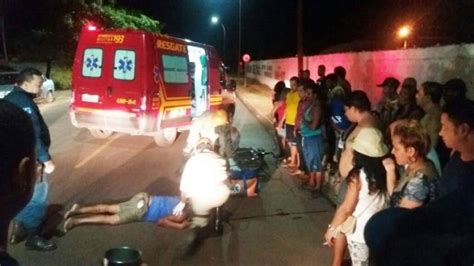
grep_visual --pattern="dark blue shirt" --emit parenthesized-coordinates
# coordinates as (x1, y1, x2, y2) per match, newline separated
(437, 152, 474, 199)
(329, 98, 350, 131)
(5, 87, 51, 162)
(143, 196, 180, 222)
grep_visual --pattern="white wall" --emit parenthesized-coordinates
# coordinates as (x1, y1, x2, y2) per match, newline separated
(246, 44, 474, 103)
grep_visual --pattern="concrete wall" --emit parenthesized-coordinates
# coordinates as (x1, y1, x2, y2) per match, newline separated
(246, 44, 474, 103)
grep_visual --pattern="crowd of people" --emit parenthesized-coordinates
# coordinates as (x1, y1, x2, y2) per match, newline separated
(1, 65, 473, 265)
(271, 65, 474, 265)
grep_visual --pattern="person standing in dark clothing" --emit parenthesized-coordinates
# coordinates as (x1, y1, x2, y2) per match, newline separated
(0, 100, 37, 265)
(394, 78, 425, 121)
(5, 68, 57, 251)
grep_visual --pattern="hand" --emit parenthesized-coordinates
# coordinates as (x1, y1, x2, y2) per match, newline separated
(382, 158, 396, 173)
(43, 160, 55, 174)
(324, 228, 336, 247)
(172, 201, 186, 216)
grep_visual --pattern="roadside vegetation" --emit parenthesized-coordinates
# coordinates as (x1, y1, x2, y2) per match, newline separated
(2, 0, 162, 90)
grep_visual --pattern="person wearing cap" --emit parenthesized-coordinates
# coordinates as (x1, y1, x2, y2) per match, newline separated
(174, 137, 230, 255)
(394, 77, 425, 121)
(329, 90, 381, 266)
(183, 109, 236, 159)
(376, 77, 401, 129)
(324, 127, 389, 266)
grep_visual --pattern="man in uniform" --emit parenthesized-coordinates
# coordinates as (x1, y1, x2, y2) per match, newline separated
(5, 68, 56, 251)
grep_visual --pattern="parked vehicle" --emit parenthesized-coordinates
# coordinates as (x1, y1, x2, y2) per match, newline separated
(70, 25, 235, 146)
(0, 65, 17, 99)
(0, 65, 55, 102)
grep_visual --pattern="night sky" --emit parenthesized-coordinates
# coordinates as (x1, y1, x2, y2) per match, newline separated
(4, 0, 474, 67)
(117, 0, 473, 60)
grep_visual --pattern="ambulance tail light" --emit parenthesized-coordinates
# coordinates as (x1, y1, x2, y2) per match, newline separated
(140, 96, 147, 111)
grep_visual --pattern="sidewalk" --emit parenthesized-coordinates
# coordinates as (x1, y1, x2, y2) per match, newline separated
(235, 78, 339, 206)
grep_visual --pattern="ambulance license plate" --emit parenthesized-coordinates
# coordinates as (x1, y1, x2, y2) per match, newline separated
(82, 94, 99, 103)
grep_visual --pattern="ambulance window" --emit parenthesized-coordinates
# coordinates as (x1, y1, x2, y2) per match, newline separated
(82, 48, 103, 78)
(162, 55, 188, 84)
(114, 50, 136, 80)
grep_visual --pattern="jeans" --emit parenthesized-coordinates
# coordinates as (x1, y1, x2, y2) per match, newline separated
(15, 174, 49, 231)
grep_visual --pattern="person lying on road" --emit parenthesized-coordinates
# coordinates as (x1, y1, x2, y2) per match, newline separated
(63, 193, 189, 232)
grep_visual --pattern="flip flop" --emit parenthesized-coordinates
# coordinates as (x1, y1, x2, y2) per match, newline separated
(63, 218, 73, 233)
(64, 203, 79, 219)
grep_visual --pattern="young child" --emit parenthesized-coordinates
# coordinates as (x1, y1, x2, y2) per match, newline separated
(63, 193, 189, 232)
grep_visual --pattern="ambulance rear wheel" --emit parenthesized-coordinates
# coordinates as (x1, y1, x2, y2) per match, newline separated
(154, 128, 177, 147)
(89, 129, 113, 139)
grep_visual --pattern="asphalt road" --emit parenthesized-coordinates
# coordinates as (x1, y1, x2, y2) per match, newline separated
(9, 93, 334, 265)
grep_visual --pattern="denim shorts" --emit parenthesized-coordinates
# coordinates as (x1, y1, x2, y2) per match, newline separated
(302, 134, 323, 172)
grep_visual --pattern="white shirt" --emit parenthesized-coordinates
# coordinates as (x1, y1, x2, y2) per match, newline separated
(179, 150, 229, 197)
(346, 169, 387, 243)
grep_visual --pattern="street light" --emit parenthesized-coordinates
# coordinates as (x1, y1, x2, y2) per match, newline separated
(398, 25, 411, 49)
(211, 16, 226, 63)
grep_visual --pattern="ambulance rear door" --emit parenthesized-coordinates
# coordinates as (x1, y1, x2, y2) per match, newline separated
(109, 33, 143, 113)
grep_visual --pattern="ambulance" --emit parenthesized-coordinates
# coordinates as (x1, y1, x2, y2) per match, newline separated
(70, 25, 235, 146)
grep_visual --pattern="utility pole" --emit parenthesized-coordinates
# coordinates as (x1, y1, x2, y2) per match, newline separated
(0, 15, 8, 62)
(238, 0, 242, 77)
(297, 0, 303, 72)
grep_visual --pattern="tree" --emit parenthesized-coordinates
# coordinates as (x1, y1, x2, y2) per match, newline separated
(7, 0, 161, 62)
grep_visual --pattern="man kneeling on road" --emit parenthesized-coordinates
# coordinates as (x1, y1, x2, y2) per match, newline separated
(174, 137, 231, 254)
(62, 193, 190, 232)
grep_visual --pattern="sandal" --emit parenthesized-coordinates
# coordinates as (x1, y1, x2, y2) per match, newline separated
(64, 203, 80, 219)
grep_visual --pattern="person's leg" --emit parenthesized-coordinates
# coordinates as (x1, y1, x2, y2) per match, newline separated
(302, 136, 316, 186)
(64, 214, 121, 232)
(314, 135, 324, 190)
(14, 175, 56, 251)
(331, 234, 347, 266)
(69, 204, 119, 216)
(347, 240, 369, 266)
(285, 124, 298, 168)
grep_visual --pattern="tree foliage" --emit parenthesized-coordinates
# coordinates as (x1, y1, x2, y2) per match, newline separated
(6, 0, 161, 62)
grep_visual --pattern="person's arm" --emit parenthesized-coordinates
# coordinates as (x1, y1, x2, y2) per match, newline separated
(339, 147, 354, 179)
(383, 158, 397, 195)
(324, 176, 360, 247)
(305, 102, 321, 130)
(158, 214, 190, 230)
(399, 175, 429, 209)
(271, 101, 284, 117)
